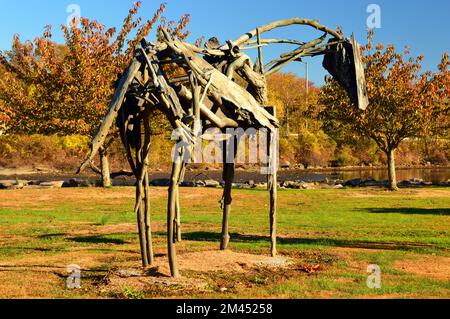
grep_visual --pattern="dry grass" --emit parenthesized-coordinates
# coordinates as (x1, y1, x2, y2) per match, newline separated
(394, 256, 450, 281)
(0, 187, 448, 299)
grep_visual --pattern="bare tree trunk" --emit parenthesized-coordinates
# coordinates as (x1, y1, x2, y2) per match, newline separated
(99, 147, 112, 188)
(387, 149, 399, 191)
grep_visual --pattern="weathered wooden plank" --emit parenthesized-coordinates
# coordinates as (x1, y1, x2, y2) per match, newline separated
(78, 58, 140, 174)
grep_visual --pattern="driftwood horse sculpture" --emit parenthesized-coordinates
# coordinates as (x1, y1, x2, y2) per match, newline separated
(79, 18, 369, 278)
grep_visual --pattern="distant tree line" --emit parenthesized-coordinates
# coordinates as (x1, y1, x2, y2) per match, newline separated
(0, 4, 448, 191)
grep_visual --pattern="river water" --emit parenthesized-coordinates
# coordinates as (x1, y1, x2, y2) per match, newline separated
(140, 167, 450, 184)
(250, 167, 450, 183)
(1, 167, 449, 184)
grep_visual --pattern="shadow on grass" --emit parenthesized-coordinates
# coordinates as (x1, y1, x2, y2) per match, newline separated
(37, 233, 134, 245)
(70, 235, 129, 245)
(38, 233, 129, 245)
(366, 208, 450, 216)
(182, 232, 444, 252)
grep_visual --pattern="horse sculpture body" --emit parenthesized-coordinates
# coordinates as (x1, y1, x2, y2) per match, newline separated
(79, 18, 369, 278)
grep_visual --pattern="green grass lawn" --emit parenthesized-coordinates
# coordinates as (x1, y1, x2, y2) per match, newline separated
(0, 187, 448, 299)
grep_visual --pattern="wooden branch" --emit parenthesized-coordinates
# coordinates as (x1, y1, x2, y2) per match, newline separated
(177, 84, 239, 128)
(134, 110, 152, 214)
(200, 71, 214, 105)
(230, 18, 343, 48)
(118, 103, 138, 176)
(143, 167, 153, 264)
(168, 75, 190, 84)
(226, 54, 253, 79)
(265, 33, 327, 77)
(143, 47, 186, 120)
(244, 39, 306, 47)
(241, 44, 269, 51)
(240, 64, 268, 105)
(278, 39, 340, 59)
(155, 41, 226, 58)
(78, 58, 140, 174)
(256, 28, 265, 74)
(167, 147, 184, 278)
(140, 48, 159, 88)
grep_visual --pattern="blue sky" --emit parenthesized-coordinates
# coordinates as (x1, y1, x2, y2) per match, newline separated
(0, 0, 448, 85)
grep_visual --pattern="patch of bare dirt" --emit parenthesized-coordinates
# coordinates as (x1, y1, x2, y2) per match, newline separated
(0, 251, 131, 270)
(0, 234, 30, 245)
(0, 269, 65, 298)
(400, 189, 450, 198)
(97, 250, 295, 298)
(182, 250, 292, 272)
(394, 255, 450, 281)
(345, 189, 450, 199)
(137, 250, 293, 276)
(0, 250, 137, 298)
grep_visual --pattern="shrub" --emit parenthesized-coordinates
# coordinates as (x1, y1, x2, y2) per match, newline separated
(59, 135, 90, 153)
(279, 137, 300, 165)
(297, 128, 336, 167)
(331, 146, 359, 167)
(0, 134, 90, 170)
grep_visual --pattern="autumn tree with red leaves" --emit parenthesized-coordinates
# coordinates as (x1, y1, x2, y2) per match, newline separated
(0, 1, 190, 186)
(319, 32, 449, 190)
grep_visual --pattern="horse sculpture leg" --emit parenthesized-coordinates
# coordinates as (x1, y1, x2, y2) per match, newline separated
(143, 168, 154, 265)
(136, 186, 149, 267)
(268, 128, 278, 257)
(174, 165, 186, 243)
(174, 187, 181, 243)
(220, 135, 237, 251)
(168, 148, 185, 278)
(134, 112, 154, 267)
(220, 163, 234, 250)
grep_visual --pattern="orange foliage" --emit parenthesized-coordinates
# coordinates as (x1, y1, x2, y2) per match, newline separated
(267, 72, 319, 132)
(0, 1, 189, 136)
(319, 32, 449, 154)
